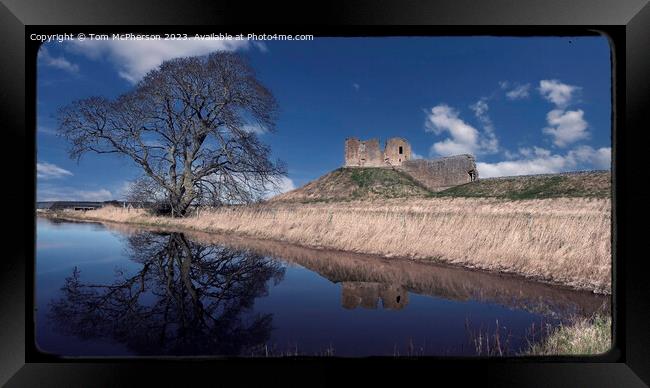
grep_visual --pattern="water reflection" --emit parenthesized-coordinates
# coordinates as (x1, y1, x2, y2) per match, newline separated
(169, 228, 610, 319)
(341, 283, 409, 310)
(41, 219, 611, 356)
(47, 232, 285, 356)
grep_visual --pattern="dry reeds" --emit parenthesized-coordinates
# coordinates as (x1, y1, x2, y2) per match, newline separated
(525, 314, 612, 355)
(49, 196, 612, 293)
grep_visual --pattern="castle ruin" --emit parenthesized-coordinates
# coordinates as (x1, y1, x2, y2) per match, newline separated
(344, 137, 478, 191)
(345, 137, 412, 167)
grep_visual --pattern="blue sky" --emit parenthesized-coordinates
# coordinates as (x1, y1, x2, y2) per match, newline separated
(37, 36, 611, 201)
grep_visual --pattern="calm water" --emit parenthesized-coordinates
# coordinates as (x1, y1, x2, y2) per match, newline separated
(35, 217, 609, 357)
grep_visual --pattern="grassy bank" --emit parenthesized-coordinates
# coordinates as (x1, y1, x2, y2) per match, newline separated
(525, 315, 612, 355)
(43, 196, 611, 294)
(437, 171, 610, 200)
(270, 169, 611, 203)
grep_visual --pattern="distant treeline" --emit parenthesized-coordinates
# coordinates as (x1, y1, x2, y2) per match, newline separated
(36, 200, 152, 210)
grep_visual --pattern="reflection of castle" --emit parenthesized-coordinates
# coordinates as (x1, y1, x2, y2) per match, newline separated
(160, 229, 610, 319)
(341, 282, 409, 310)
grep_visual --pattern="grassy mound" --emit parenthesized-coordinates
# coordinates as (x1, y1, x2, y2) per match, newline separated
(271, 167, 433, 203)
(271, 168, 611, 203)
(437, 171, 611, 200)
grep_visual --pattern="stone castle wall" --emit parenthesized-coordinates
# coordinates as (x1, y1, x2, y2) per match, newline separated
(344, 137, 478, 191)
(344, 137, 360, 166)
(344, 137, 412, 167)
(398, 154, 478, 191)
(384, 137, 411, 166)
(344, 138, 384, 167)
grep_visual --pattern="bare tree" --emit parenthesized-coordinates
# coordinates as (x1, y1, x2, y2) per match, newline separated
(48, 232, 285, 355)
(123, 175, 169, 213)
(58, 52, 286, 216)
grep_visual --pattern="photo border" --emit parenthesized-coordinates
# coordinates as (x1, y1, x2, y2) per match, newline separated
(3, 1, 649, 386)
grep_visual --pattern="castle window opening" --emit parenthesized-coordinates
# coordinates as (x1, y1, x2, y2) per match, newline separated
(399, 146, 403, 154)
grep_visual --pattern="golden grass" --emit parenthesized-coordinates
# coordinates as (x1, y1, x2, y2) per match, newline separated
(50, 196, 611, 293)
(73, 220, 608, 318)
(525, 315, 612, 355)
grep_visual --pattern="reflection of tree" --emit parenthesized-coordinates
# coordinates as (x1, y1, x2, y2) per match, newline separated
(48, 232, 285, 356)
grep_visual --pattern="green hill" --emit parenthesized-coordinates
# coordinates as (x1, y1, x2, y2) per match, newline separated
(270, 167, 433, 202)
(270, 168, 611, 203)
(437, 171, 611, 200)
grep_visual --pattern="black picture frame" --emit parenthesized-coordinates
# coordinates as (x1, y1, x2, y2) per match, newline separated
(3, 0, 649, 386)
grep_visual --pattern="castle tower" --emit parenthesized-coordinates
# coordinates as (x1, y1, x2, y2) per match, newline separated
(344, 137, 383, 167)
(384, 137, 412, 166)
(344, 137, 361, 167)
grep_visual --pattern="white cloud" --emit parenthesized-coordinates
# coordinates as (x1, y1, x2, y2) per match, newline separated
(252, 41, 268, 53)
(543, 108, 589, 147)
(505, 83, 530, 100)
(264, 176, 296, 199)
(568, 145, 611, 169)
(537, 79, 589, 148)
(426, 104, 481, 156)
(422, 79, 604, 178)
(275, 176, 296, 193)
(37, 186, 114, 201)
(67, 38, 253, 84)
(429, 139, 474, 156)
(539, 79, 579, 108)
(504, 147, 542, 160)
(425, 102, 499, 157)
(477, 146, 610, 178)
(241, 124, 268, 135)
(499, 81, 531, 100)
(503, 150, 518, 160)
(470, 99, 489, 117)
(352, 83, 360, 91)
(37, 162, 73, 179)
(115, 180, 135, 200)
(469, 99, 499, 154)
(38, 47, 79, 73)
(74, 189, 113, 201)
(478, 156, 568, 178)
(37, 126, 57, 135)
(411, 151, 424, 160)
